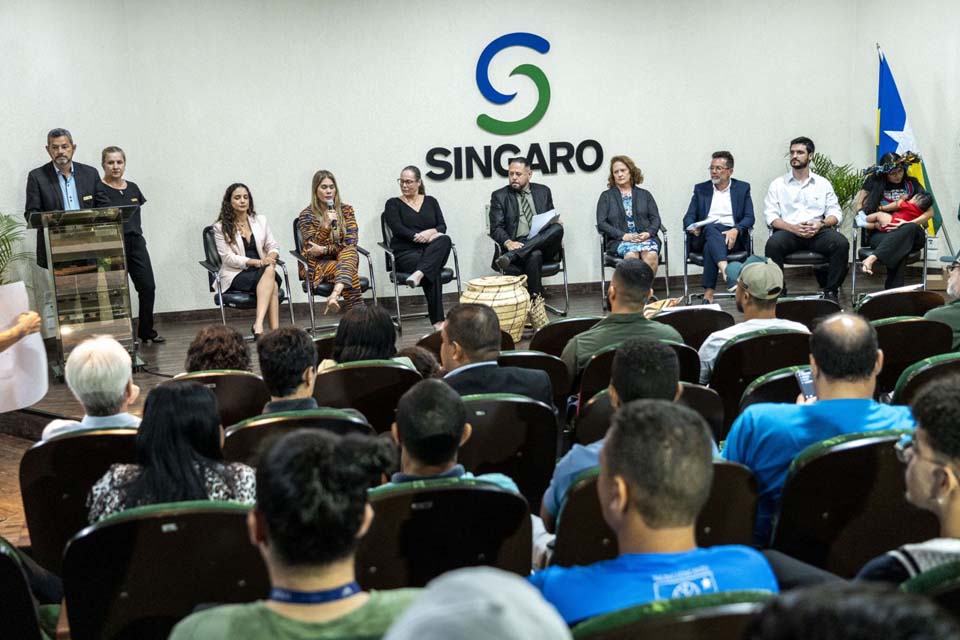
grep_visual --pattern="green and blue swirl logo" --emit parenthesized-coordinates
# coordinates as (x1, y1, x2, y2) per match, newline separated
(476, 33, 551, 136)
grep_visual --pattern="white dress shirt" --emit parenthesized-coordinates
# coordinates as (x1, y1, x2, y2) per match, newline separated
(763, 171, 842, 227)
(706, 182, 735, 227)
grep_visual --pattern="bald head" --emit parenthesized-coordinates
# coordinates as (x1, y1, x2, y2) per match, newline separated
(810, 313, 879, 381)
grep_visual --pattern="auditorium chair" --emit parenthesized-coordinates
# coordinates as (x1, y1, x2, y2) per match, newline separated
(739, 365, 809, 414)
(223, 409, 375, 466)
(290, 217, 376, 334)
(459, 393, 558, 512)
(578, 341, 700, 406)
(199, 225, 295, 327)
(0, 536, 58, 640)
(63, 501, 269, 640)
(313, 330, 336, 362)
(851, 229, 928, 302)
(677, 382, 725, 443)
(313, 359, 421, 433)
(775, 296, 841, 330)
(357, 479, 531, 590)
(379, 212, 462, 335)
(570, 591, 771, 640)
(651, 307, 735, 350)
(415, 327, 514, 359)
(871, 317, 953, 394)
(173, 370, 270, 428)
(19, 427, 137, 574)
(598, 225, 670, 310)
(497, 349, 571, 409)
(892, 353, 960, 406)
(770, 429, 939, 578)
(682, 227, 752, 304)
(528, 316, 602, 357)
(856, 288, 943, 321)
(901, 561, 960, 621)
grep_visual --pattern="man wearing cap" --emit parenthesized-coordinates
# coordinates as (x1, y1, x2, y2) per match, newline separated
(697, 258, 808, 384)
(924, 255, 960, 351)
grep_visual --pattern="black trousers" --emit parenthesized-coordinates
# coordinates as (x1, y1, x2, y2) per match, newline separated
(123, 233, 157, 340)
(868, 224, 926, 289)
(764, 228, 849, 294)
(394, 234, 452, 324)
(504, 223, 564, 296)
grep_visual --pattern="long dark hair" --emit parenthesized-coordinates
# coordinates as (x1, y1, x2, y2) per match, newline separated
(863, 152, 915, 214)
(122, 381, 229, 508)
(331, 304, 397, 363)
(217, 183, 257, 244)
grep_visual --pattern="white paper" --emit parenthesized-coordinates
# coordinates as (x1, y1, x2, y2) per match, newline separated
(527, 209, 560, 239)
(685, 219, 712, 232)
(656, 303, 722, 315)
(0, 281, 49, 412)
(860, 283, 923, 300)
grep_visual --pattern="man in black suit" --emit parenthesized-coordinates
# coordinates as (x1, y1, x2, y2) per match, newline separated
(488, 157, 563, 330)
(441, 303, 553, 408)
(25, 128, 109, 268)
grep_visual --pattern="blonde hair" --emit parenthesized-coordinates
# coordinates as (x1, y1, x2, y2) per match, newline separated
(310, 170, 346, 244)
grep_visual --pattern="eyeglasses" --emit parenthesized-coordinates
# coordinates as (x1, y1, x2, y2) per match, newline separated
(709, 166, 730, 172)
(397, 179, 419, 186)
(895, 433, 951, 469)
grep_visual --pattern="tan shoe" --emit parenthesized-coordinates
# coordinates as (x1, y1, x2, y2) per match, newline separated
(528, 294, 549, 331)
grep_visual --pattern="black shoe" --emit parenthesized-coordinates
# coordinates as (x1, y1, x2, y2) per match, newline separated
(495, 254, 512, 271)
(141, 333, 166, 344)
(251, 324, 262, 341)
(823, 291, 840, 304)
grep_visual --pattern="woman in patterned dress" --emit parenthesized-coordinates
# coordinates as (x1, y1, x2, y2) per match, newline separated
(596, 155, 662, 275)
(297, 170, 363, 314)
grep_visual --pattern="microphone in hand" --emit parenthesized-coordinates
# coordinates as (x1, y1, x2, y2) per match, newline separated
(326, 200, 337, 228)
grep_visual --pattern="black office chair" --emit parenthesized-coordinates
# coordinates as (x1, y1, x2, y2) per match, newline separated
(599, 225, 669, 310)
(851, 227, 928, 302)
(683, 228, 752, 303)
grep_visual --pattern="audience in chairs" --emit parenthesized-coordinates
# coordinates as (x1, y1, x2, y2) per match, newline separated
(396, 346, 441, 378)
(184, 324, 252, 373)
(170, 429, 419, 640)
(529, 400, 777, 625)
(698, 258, 808, 384)
(722, 313, 915, 545)
(319, 304, 413, 371)
(87, 381, 255, 523)
(42, 335, 141, 440)
(560, 260, 681, 381)
(925, 252, 960, 351)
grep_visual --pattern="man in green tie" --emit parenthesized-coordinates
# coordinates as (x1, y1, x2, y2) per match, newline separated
(488, 157, 564, 330)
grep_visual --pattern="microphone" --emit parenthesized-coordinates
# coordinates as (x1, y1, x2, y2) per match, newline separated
(327, 200, 337, 229)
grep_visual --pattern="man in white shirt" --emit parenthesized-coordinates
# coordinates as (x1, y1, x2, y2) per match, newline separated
(763, 136, 848, 303)
(698, 259, 809, 384)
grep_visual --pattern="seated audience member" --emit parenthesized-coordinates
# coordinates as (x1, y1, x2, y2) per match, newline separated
(378, 379, 517, 492)
(170, 429, 419, 639)
(924, 253, 960, 350)
(698, 258, 808, 384)
(723, 313, 915, 545)
(184, 324, 252, 373)
(541, 339, 681, 532)
(384, 567, 571, 640)
(441, 303, 553, 407)
(858, 376, 960, 582)
(318, 304, 414, 371)
(744, 582, 960, 640)
(257, 326, 322, 414)
(397, 346, 441, 378)
(561, 260, 681, 381)
(42, 335, 141, 440)
(529, 400, 777, 624)
(87, 381, 255, 523)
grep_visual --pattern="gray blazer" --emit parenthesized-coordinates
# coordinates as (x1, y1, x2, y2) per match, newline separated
(596, 186, 661, 254)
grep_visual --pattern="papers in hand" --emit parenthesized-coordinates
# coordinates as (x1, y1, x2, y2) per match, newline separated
(0, 281, 48, 412)
(685, 219, 712, 232)
(527, 209, 560, 239)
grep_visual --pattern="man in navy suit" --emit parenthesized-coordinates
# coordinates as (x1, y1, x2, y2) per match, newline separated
(682, 151, 755, 303)
(441, 303, 554, 409)
(25, 128, 109, 268)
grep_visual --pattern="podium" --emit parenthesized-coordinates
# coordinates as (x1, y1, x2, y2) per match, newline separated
(27, 206, 139, 376)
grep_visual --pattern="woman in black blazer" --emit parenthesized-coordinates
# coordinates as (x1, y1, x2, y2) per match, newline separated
(596, 155, 661, 274)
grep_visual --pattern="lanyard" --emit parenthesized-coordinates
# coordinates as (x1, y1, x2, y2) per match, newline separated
(269, 582, 361, 604)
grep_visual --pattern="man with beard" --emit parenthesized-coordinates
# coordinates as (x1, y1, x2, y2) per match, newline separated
(762, 136, 848, 303)
(925, 254, 960, 350)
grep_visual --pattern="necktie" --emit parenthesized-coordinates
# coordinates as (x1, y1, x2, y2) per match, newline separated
(520, 190, 534, 228)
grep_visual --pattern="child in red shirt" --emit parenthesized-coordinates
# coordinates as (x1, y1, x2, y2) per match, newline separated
(857, 192, 933, 232)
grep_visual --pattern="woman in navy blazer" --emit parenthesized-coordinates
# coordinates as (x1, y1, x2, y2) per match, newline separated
(596, 155, 661, 274)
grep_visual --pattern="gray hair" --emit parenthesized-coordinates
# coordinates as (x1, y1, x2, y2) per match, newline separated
(47, 128, 73, 143)
(64, 336, 132, 416)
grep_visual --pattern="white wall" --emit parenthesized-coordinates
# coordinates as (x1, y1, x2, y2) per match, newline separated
(2, 0, 959, 314)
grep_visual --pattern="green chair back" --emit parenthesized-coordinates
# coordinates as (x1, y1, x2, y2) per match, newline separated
(901, 560, 960, 620)
(418, 328, 515, 359)
(739, 365, 809, 413)
(871, 317, 954, 393)
(529, 316, 602, 357)
(678, 383, 724, 443)
(314, 359, 422, 433)
(174, 370, 270, 427)
(498, 349, 571, 406)
(775, 297, 840, 330)
(892, 352, 960, 406)
(652, 308, 735, 350)
(574, 390, 614, 445)
(856, 290, 945, 321)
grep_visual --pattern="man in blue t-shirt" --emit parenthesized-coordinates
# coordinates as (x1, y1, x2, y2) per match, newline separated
(723, 313, 915, 546)
(529, 400, 777, 625)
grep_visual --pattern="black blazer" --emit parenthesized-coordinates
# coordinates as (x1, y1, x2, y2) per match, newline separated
(445, 363, 554, 409)
(488, 182, 554, 260)
(24, 162, 108, 267)
(596, 186, 661, 255)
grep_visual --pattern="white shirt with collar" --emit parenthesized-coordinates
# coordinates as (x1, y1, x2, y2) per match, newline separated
(706, 181, 734, 227)
(443, 361, 497, 380)
(42, 412, 141, 441)
(763, 171, 842, 227)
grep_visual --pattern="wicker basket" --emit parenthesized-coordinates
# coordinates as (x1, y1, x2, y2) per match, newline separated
(460, 275, 531, 342)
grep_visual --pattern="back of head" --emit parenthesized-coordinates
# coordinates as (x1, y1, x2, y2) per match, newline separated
(744, 582, 960, 640)
(184, 324, 251, 373)
(911, 376, 960, 460)
(65, 336, 132, 416)
(604, 400, 713, 528)
(914, 192, 934, 211)
(397, 346, 441, 378)
(444, 303, 501, 361)
(256, 429, 396, 567)
(611, 260, 654, 308)
(610, 339, 679, 402)
(395, 379, 466, 466)
(738, 259, 784, 310)
(810, 313, 878, 382)
(332, 304, 397, 363)
(257, 327, 317, 397)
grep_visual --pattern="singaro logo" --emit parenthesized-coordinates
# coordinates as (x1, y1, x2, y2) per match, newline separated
(475, 32, 551, 136)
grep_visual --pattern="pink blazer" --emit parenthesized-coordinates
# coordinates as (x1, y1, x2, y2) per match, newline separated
(213, 214, 280, 292)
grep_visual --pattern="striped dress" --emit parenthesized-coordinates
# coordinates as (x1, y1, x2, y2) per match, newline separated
(297, 204, 363, 309)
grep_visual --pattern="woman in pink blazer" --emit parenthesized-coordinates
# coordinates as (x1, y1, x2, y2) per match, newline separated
(213, 183, 281, 337)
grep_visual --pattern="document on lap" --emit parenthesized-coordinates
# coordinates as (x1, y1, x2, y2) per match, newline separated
(685, 219, 712, 232)
(527, 210, 560, 239)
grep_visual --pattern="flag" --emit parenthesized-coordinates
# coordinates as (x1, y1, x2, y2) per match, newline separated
(876, 45, 941, 233)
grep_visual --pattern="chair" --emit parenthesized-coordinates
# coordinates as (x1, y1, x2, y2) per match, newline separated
(709, 329, 811, 438)
(415, 328, 515, 360)
(313, 359, 422, 433)
(678, 382, 725, 443)
(529, 316, 602, 357)
(570, 591, 771, 640)
(669, 340, 701, 384)
(599, 226, 670, 310)
(579, 341, 699, 406)
(780, 247, 830, 297)
(856, 289, 945, 321)
(739, 365, 809, 413)
(776, 297, 841, 330)
(652, 308, 735, 350)
(19, 427, 137, 574)
(198, 225, 295, 327)
(173, 370, 270, 428)
(682, 228, 752, 303)
(357, 480, 531, 590)
(498, 349, 571, 408)
(573, 390, 615, 445)
(313, 330, 337, 362)
(379, 213, 462, 335)
(770, 430, 939, 578)
(851, 228, 928, 301)
(872, 317, 954, 394)
(901, 561, 960, 620)
(892, 353, 960, 406)
(459, 394, 558, 512)
(0, 536, 56, 640)
(63, 501, 270, 640)
(223, 409, 375, 466)
(289, 217, 376, 334)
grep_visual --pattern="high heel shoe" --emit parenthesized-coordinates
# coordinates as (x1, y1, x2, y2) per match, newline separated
(251, 324, 263, 341)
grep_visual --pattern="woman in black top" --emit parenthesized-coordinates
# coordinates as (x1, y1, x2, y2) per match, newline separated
(101, 146, 163, 343)
(384, 165, 452, 329)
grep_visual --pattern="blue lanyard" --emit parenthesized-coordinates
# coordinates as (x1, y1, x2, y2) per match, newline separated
(269, 582, 361, 604)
